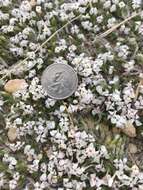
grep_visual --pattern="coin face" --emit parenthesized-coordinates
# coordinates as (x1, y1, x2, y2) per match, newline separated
(41, 63, 78, 100)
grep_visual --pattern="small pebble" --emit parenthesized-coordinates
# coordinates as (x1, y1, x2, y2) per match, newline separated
(8, 127, 17, 142)
(4, 79, 28, 93)
(122, 121, 136, 137)
(128, 143, 138, 154)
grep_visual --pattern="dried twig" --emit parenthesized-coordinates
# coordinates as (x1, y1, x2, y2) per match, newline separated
(63, 102, 75, 128)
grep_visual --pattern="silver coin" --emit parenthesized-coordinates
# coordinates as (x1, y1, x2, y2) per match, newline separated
(41, 63, 78, 100)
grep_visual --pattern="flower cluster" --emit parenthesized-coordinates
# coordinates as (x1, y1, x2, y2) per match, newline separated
(0, 0, 143, 189)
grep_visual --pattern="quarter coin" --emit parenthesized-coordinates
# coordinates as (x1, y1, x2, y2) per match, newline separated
(41, 63, 78, 100)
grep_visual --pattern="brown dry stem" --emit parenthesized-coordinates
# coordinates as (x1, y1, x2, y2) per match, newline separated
(97, 12, 140, 38)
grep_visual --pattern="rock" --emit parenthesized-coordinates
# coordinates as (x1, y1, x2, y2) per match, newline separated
(112, 127, 121, 134)
(8, 127, 17, 142)
(4, 79, 28, 93)
(128, 143, 137, 154)
(121, 121, 136, 137)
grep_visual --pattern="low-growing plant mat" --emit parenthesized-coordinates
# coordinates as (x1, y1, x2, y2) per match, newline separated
(0, 0, 143, 189)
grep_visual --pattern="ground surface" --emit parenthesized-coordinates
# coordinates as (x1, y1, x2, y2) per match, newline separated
(0, 0, 143, 189)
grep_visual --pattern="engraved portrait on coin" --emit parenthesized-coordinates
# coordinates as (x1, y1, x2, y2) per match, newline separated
(41, 63, 78, 100)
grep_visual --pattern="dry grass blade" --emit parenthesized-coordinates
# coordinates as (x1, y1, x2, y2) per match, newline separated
(0, 14, 81, 79)
(63, 102, 75, 129)
(97, 12, 140, 38)
(0, 11, 140, 79)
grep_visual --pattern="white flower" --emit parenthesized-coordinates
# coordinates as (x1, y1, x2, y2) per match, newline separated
(139, 24, 143, 35)
(110, 4, 116, 12)
(20, 1, 32, 12)
(107, 17, 116, 28)
(112, 0, 119, 4)
(86, 143, 96, 157)
(14, 118, 22, 125)
(93, 59, 103, 74)
(0, 99, 4, 110)
(108, 175, 116, 187)
(111, 90, 121, 102)
(36, 6, 42, 13)
(103, 0, 111, 9)
(100, 146, 109, 158)
(123, 60, 135, 72)
(90, 174, 96, 187)
(10, 158, 17, 166)
(132, 0, 142, 9)
(59, 105, 66, 112)
(116, 44, 129, 59)
(96, 15, 104, 23)
(119, 1, 126, 8)
(90, 7, 98, 15)
(26, 51, 36, 59)
(74, 181, 86, 190)
(110, 114, 127, 127)
(13, 172, 20, 180)
(0, 0, 11, 6)
(123, 83, 135, 103)
(109, 76, 119, 85)
(9, 180, 17, 190)
(46, 121, 55, 129)
(0, 173, 4, 188)
(81, 21, 93, 31)
(40, 173, 47, 181)
(45, 98, 56, 108)
(70, 163, 85, 176)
